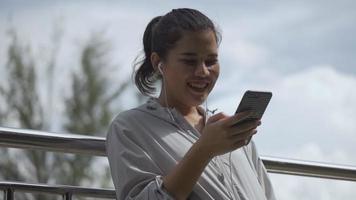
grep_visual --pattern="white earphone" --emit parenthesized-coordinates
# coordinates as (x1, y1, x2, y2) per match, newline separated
(158, 62, 163, 74)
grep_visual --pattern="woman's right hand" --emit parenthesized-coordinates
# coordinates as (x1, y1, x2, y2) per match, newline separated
(197, 111, 261, 157)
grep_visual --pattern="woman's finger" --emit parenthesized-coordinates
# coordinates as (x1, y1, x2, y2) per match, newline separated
(207, 112, 228, 124)
(230, 129, 257, 142)
(231, 132, 257, 149)
(222, 111, 253, 127)
(229, 120, 260, 135)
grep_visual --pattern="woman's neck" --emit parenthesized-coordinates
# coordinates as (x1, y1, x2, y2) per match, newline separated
(157, 94, 197, 116)
(157, 95, 205, 132)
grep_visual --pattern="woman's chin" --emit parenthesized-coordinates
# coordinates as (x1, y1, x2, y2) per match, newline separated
(188, 93, 209, 106)
(187, 87, 210, 102)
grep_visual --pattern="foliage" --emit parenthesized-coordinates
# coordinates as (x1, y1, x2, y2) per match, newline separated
(0, 29, 50, 200)
(55, 34, 129, 186)
(0, 29, 130, 199)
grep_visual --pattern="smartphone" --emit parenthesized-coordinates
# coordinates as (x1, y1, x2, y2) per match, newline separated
(235, 90, 272, 144)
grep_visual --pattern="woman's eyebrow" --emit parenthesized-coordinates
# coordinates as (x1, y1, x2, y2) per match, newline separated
(179, 52, 197, 57)
(207, 53, 218, 58)
(179, 52, 218, 57)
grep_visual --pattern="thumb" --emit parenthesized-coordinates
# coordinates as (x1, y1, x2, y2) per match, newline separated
(207, 112, 228, 124)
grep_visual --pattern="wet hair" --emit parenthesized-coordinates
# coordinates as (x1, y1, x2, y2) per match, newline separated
(133, 8, 221, 96)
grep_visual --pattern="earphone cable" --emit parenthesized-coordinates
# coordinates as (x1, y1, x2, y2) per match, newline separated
(161, 67, 235, 199)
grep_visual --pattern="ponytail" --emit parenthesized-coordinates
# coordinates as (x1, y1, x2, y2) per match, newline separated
(134, 16, 162, 96)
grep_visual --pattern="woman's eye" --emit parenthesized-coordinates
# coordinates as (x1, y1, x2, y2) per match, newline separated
(205, 60, 218, 67)
(181, 59, 218, 67)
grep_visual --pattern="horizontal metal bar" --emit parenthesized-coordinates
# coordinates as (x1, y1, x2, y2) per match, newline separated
(0, 181, 115, 199)
(0, 126, 106, 156)
(1, 126, 356, 182)
(262, 156, 356, 182)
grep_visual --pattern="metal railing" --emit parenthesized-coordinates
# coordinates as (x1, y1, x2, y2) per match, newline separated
(1, 126, 356, 199)
(0, 181, 115, 200)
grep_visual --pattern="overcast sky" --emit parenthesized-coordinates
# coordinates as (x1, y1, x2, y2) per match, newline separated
(1, 0, 356, 199)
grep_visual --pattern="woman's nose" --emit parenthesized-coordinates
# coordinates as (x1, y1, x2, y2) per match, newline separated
(194, 62, 209, 77)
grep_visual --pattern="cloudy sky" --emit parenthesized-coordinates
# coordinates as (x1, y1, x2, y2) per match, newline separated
(1, 0, 356, 199)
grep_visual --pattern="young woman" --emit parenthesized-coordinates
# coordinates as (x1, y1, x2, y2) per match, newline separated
(106, 8, 276, 200)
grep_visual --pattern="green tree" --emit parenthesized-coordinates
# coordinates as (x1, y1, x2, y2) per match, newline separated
(0, 29, 131, 199)
(54, 33, 129, 187)
(0, 29, 51, 200)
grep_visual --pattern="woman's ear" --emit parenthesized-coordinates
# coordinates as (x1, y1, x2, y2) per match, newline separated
(150, 52, 161, 72)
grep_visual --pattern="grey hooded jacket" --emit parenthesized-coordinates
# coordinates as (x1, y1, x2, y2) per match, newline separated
(106, 98, 276, 200)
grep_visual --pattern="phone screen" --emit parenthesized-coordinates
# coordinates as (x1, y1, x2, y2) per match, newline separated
(235, 90, 272, 122)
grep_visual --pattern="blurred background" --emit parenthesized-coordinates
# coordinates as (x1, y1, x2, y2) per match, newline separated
(0, 0, 355, 199)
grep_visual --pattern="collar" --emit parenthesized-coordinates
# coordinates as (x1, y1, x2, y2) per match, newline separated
(135, 97, 206, 137)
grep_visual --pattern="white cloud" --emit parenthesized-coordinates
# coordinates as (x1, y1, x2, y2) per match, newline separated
(279, 66, 356, 135)
(212, 65, 356, 163)
(294, 142, 353, 165)
(221, 39, 270, 69)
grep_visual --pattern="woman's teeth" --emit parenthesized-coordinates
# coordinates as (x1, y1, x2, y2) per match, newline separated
(188, 83, 208, 90)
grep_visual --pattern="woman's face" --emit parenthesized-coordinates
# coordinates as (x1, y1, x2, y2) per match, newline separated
(161, 30, 220, 107)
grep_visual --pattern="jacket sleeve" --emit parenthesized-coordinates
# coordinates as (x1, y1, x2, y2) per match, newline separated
(106, 117, 175, 200)
(249, 141, 277, 200)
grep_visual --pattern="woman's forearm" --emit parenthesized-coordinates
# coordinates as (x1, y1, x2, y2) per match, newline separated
(162, 140, 212, 200)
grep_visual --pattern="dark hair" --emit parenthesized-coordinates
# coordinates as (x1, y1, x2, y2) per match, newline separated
(133, 8, 222, 96)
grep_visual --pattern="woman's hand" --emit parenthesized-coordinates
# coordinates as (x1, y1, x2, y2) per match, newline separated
(197, 111, 261, 157)
(162, 112, 259, 200)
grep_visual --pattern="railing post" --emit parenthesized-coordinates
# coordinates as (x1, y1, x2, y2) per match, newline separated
(63, 192, 72, 200)
(4, 188, 14, 200)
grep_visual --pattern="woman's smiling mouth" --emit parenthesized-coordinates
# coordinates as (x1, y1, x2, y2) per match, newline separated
(187, 81, 210, 93)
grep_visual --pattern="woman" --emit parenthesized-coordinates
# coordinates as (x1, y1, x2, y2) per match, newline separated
(106, 8, 276, 200)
